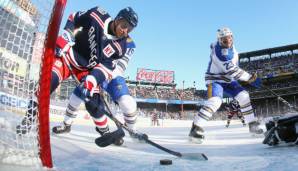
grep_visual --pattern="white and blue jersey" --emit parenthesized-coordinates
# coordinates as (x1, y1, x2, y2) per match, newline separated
(194, 41, 257, 126)
(205, 42, 252, 98)
(205, 42, 251, 84)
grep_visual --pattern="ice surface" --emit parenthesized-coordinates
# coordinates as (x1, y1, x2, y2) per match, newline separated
(50, 118, 298, 171)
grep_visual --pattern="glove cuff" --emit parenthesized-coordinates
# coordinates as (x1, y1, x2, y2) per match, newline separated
(84, 75, 97, 90)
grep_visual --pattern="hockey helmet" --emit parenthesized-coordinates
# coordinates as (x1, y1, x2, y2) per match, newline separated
(116, 7, 138, 28)
(230, 99, 239, 108)
(217, 27, 233, 47)
(217, 27, 233, 39)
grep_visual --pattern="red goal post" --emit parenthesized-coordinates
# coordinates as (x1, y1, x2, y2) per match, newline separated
(0, 0, 67, 169)
(39, 0, 67, 168)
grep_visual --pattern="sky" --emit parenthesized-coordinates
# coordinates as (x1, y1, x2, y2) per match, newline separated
(60, 0, 298, 89)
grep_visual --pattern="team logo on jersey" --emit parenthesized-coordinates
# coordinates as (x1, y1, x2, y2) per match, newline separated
(126, 38, 133, 43)
(103, 44, 115, 58)
(223, 62, 233, 70)
(221, 48, 229, 56)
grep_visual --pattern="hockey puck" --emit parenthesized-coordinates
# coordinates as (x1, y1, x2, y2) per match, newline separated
(160, 159, 172, 165)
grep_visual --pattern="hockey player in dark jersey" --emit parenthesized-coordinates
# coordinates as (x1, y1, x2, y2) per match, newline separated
(189, 27, 263, 143)
(52, 54, 137, 146)
(16, 6, 138, 134)
(225, 99, 246, 128)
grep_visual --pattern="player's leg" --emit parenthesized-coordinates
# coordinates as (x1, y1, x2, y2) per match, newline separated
(107, 76, 139, 142)
(227, 81, 263, 134)
(52, 59, 92, 134)
(52, 86, 84, 134)
(226, 114, 232, 128)
(17, 57, 70, 134)
(84, 94, 109, 134)
(190, 82, 223, 142)
(85, 93, 124, 146)
(53, 51, 114, 132)
(237, 113, 246, 126)
(107, 76, 137, 132)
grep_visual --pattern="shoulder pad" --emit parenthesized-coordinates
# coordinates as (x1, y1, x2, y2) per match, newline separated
(95, 6, 107, 15)
(210, 42, 217, 49)
(126, 37, 136, 48)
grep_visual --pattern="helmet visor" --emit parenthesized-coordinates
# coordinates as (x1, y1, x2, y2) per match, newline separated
(119, 18, 134, 32)
(219, 35, 233, 48)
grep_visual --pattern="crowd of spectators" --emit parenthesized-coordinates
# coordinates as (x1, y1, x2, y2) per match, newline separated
(240, 53, 298, 78)
(137, 108, 183, 120)
(128, 85, 205, 101)
(236, 52, 298, 118)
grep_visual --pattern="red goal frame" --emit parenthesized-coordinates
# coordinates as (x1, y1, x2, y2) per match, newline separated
(38, 0, 67, 168)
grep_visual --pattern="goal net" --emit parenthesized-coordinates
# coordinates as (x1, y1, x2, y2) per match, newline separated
(0, 0, 66, 169)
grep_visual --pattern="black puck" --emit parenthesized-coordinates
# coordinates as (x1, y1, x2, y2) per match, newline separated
(160, 159, 172, 165)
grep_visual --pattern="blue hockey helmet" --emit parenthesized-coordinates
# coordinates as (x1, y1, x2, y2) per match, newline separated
(116, 7, 138, 28)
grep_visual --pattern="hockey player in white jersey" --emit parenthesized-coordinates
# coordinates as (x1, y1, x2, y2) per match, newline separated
(189, 27, 263, 143)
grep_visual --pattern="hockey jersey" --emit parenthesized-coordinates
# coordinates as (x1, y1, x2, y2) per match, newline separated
(205, 42, 251, 84)
(226, 102, 241, 116)
(112, 37, 134, 78)
(64, 6, 135, 71)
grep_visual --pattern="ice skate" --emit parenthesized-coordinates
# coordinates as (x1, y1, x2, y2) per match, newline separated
(189, 123, 204, 144)
(52, 122, 72, 134)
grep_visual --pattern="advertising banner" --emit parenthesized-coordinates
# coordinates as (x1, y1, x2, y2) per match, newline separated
(0, 47, 28, 77)
(136, 68, 175, 84)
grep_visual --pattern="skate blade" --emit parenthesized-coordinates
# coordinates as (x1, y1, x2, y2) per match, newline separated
(189, 136, 203, 144)
(181, 153, 208, 160)
(129, 136, 146, 144)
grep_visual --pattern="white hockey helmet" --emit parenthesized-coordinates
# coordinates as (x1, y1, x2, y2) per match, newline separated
(217, 27, 233, 39)
(217, 27, 233, 47)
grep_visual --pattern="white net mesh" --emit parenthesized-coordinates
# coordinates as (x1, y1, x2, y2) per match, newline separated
(0, 0, 58, 169)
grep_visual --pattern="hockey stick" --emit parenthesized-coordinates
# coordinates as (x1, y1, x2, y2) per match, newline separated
(261, 85, 298, 112)
(60, 54, 207, 160)
(94, 94, 208, 160)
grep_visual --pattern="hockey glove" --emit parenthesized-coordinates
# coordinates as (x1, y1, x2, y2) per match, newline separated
(55, 30, 75, 57)
(247, 73, 262, 88)
(81, 75, 97, 100)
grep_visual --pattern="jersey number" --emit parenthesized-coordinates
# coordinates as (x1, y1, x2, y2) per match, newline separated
(223, 62, 233, 70)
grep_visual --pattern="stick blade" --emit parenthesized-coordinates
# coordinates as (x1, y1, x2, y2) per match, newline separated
(181, 153, 208, 161)
(95, 128, 125, 147)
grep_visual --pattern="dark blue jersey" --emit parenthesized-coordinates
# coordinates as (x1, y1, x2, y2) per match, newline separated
(64, 6, 134, 70)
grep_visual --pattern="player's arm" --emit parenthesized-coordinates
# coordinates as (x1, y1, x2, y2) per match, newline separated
(87, 38, 136, 96)
(56, 7, 103, 57)
(112, 38, 136, 78)
(55, 11, 83, 56)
